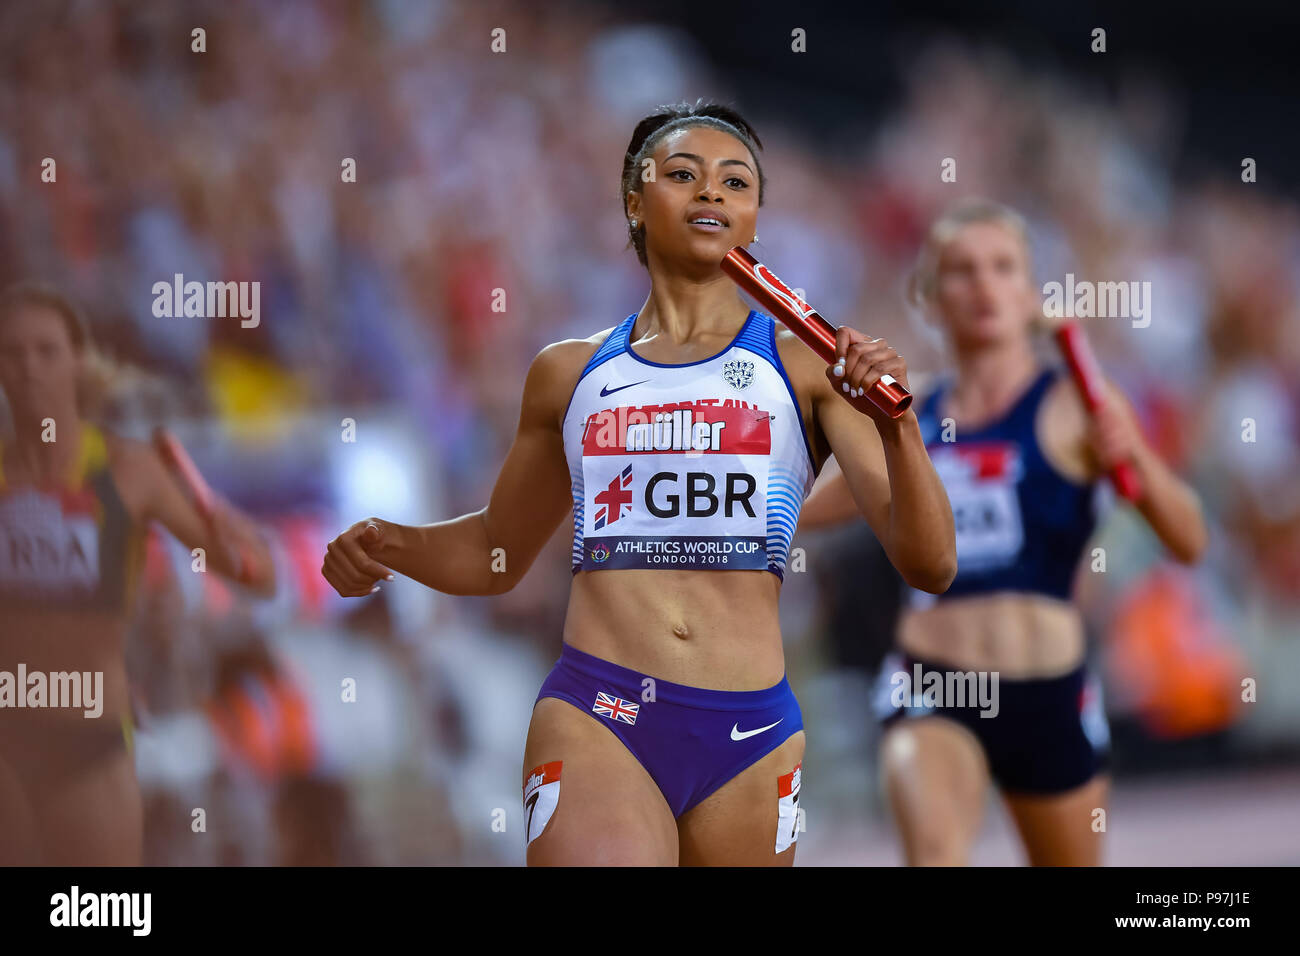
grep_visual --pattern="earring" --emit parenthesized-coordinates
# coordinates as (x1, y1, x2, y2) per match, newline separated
(752, 233, 759, 243)
(630, 219, 638, 230)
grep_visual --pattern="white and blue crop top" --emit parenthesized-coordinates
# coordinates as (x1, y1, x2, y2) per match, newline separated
(562, 310, 816, 579)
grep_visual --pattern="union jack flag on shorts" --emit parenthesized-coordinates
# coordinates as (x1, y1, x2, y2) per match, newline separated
(593, 691, 639, 725)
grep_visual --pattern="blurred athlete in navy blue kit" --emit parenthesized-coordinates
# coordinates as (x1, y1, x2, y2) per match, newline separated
(801, 199, 1207, 865)
(322, 101, 956, 865)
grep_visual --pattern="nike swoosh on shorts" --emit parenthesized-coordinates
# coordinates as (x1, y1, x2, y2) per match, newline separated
(731, 719, 783, 741)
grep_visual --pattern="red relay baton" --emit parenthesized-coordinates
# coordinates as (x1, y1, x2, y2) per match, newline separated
(720, 245, 912, 418)
(152, 427, 255, 583)
(1053, 322, 1142, 502)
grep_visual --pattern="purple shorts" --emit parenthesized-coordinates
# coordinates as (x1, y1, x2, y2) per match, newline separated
(535, 643, 803, 817)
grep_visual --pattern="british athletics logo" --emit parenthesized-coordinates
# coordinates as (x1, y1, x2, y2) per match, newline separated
(592, 691, 640, 725)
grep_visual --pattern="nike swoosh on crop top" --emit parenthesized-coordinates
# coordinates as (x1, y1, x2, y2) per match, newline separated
(0, 423, 144, 611)
(562, 309, 816, 579)
(908, 366, 1105, 609)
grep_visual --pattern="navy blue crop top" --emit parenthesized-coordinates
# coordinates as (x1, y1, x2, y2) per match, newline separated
(910, 366, 1102, 606)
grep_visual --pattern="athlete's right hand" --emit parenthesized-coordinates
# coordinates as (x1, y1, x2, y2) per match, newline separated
(322, 518, 396, 597)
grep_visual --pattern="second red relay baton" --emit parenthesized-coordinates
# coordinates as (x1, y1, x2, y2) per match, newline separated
(721, 245, 912, 418)
(1053, 322, 1142, 502)
(153, 427, 255, 583)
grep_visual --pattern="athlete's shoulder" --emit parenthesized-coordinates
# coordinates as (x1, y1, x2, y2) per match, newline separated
(1036, 367, 1101, 482)
(1040, 363, 1129, 413)
(99, 425, 136, 451)
(531, 325, 618, 382)
(527, 326, 621, 427)
(1039, 364, 1135, 440)
(102, 429, 173, 490)
(98, 428, 161, 518)
(770, 324, 822, 384)
(1038, 365, 1088, 427)
(97, 425, 140, 470)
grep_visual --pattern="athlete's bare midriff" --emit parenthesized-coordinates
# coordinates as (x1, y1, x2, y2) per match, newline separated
(0, 609, 131, 729)
(562, 567, 785, 690)
(897, 590, 1085, 678)
(551, 311, 811, 693)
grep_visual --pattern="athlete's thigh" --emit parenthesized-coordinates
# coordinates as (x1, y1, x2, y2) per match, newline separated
(0, 756, 42, 865)
(677, 730, 805, 867)
(522, 697, 677, 866)
(1002, 773, 1109, 866)
(879, 716, 990, 866)
(37, 754, 144, 866)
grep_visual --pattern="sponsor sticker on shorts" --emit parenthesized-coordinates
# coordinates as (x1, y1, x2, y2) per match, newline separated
(523, 761, 562, 845)
(776, 761, 802, 854)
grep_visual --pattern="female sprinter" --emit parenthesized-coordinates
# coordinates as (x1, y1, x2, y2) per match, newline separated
(0, 281, 276, 865)
(321, 100, 956, 866)
(799, 199, 1208, 865)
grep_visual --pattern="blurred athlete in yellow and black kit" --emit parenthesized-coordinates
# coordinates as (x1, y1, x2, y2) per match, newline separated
(0, 281, 276, 865)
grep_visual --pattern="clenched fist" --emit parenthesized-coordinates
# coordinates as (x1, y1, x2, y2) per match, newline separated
(826, 325, 911, 424)
(322, 518, 396, 597)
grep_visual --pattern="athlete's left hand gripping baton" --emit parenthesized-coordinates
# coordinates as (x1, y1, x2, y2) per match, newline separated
(720, 245, 912, 419)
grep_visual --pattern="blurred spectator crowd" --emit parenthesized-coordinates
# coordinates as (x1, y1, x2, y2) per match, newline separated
(1, 0, 1296, 863)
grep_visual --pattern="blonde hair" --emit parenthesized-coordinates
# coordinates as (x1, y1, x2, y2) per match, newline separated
(0, 280, 118, 419)
(906, 197, 1036, 315)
